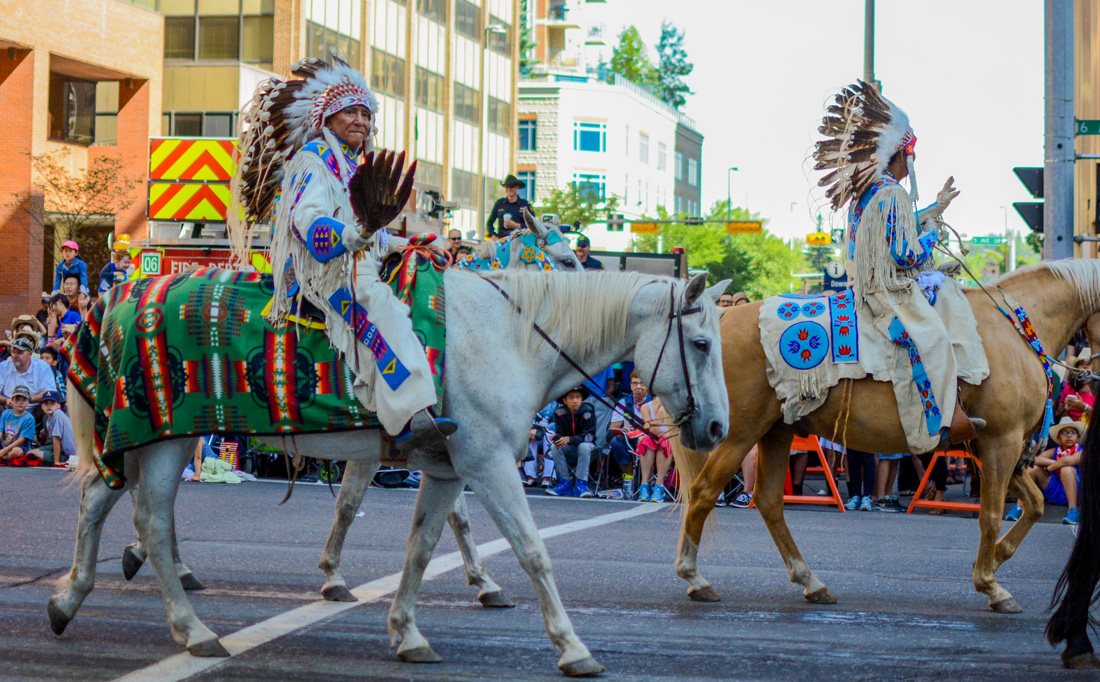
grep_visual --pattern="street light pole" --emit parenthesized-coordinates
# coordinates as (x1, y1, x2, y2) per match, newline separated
(726, 167, 738, 221)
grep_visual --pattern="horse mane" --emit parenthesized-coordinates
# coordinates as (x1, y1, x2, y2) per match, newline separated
(479, 269, 677, 359)
(992, 260, 1100, 310)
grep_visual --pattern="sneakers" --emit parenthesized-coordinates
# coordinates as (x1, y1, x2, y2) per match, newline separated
(714, 492, 728, 507)
(730, 492, 753, 508)
(1063, 508, 1080, 525)
(546, 479, 573, 496)
(573, 481, 593, 498)
(650, 485, 668, 503)
(844, 495, 860, 511)
(540, 477, 553, 488)
(859, 495, 873, 512)
(873, 497, 904, 513)
(1005, 505, 1023, 522)
(637, 482, 652, 503)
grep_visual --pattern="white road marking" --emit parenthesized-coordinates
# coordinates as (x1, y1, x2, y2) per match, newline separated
(113, 502, 661, 682)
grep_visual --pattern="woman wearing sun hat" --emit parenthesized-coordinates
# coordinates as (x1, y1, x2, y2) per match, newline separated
(1005, 416, 1086, 525)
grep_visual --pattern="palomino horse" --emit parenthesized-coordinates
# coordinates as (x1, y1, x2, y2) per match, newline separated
(674, 260, 1100, 614)
(54, 269, 729, 676)
(100, 209, 584, 608)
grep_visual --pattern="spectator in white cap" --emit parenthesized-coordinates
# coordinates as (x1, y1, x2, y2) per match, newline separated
(26, 390, 74, 467)
(52, 239, 88, 295)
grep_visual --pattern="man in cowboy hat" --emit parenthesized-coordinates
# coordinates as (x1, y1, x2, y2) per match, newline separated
(1006, 416, 1085, 525)
(486, 174, 531, 239)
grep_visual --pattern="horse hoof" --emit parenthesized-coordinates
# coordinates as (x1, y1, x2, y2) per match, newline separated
(179, 573, 206, 591)
(47, 599, 71, 635)
(478, 591, 516, 608)
(1063, 652, 1100, 669)
(990, 597, 1022, 614)
(688, 585, 721, 602)
(560, 656, 606, 677)
(397, 646, 442, 663)
(188, 638, 230, 658)
(122, 546, 144, 581)
(805, 587, 837, 604)
(321, 585, 357, 602)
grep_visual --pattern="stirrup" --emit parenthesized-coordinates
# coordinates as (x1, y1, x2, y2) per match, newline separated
(940, 408, 985, 449)
(395, 410, 458, 453)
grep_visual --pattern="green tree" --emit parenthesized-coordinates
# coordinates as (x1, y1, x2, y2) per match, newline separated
(610, 26, 656, 86)
(518, 0, 539, 76)
(536, 182, 620, 230)
(653, 21, 693, 109)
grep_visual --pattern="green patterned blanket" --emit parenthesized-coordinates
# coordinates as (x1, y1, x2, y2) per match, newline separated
(65, 241, 447, 489)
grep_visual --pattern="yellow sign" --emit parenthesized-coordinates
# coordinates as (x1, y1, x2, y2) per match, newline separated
(726, 221, 763, 234)
(148, 183, 232, 221)
(806, 231, 831, 245)
(631, 222, 659, 234)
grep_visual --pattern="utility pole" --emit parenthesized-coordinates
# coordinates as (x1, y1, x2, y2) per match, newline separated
(1044, 0, 1074, 260)
(863, 0, 875, 87)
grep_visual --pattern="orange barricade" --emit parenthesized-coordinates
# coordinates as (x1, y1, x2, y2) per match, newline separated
(906, 450, 981, 514)
(750, 435, 847, 512)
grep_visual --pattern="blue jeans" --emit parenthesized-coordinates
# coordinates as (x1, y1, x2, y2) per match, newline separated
(552, 442, 594, 483)
(608, 435, 638, 468)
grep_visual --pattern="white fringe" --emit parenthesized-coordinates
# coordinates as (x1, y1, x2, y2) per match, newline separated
(852, 182, 922, 303)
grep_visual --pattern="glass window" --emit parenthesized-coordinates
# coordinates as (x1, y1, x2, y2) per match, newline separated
(487, 16, 511, 55)
(203, 112, 233, 137)
(455, 0, 481, 40)
(624, 124, 629, 156)
(452, 169, 478, 209)
(417, 0, 447, 24)
(242, 15, 274, 62)
(371, 48, 406, 98)
(198, 0, 238, 13)
(161, 0, 195, 15)
(198, 16, 240, 60)
(417, 160, 443, 189)
(639, 133, 649, 165)
(518, 119, 537, 151)
(573, 173, 606, 202)
(517, 171, 536, 202)
(164, 17, 196, 60)
(674, 150, 684, 181)
(173, 113, 203, 136)
(48, 75, 96, 145)
(657, 142, 667, 171)
(487, 97, 510, 135)
(415, 67, 444, 112)
(573, 121, 605, 152)
(454, 82, 480, 125)
(688, 157, 699, 186)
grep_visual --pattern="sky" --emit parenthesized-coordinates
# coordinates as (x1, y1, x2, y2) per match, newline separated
(606, 0, 1044, 245)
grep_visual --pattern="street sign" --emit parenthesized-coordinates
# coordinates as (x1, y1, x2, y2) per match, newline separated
(806, 231, 831, 245)
(725, 220, 763, 234)
(1078, 119, 1100, 135)
(823, 260, 847, 290)
(140, 250, 162, 276)
(631, 222, 659, 234)
(971, 236, 1005, 245)
(825, 260, 845, 279)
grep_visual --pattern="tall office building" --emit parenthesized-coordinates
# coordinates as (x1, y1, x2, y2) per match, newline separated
(160, 0, 520, 235)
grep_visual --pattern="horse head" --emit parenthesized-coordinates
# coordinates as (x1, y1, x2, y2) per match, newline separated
(518, 208, 583, 272)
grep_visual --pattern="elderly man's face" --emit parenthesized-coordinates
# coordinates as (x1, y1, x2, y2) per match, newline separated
(9, 347, 31, 372)
(326, 105, 372, 150)
(447, 230, 462, 251)
(717, 295, 734, 308)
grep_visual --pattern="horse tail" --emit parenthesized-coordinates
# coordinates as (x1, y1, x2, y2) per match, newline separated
(672, 438, 715, 540)
(1046, 421, 1100, 645)
(68, 381, 100, 483)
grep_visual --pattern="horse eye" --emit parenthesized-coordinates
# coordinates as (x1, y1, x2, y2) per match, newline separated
(564, 259, 576, 267)
(693, 339, 710, 353)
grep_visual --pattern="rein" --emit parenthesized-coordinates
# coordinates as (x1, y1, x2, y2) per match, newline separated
(480, 277, 700, 440)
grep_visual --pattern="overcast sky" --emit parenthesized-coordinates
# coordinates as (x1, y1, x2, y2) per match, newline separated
(610, 0, 1044, 244)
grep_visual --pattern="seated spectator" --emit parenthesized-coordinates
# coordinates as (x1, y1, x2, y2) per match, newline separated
(731, 292, 750, 306)
(36, 293, 51, 330)
(1006, 416, 1085, 525)
(1061, 373, 1095, 423)
(521, 402, 557, 487)
(607, 371, 651, 498)
(0, 385, 37, 462)
(98, 246, 132, 294)
(873, 453, 907, 512)
(0, 336, 59, 437)
(39, 347, 66, 405)
(726, 445, 758, 508)
(52, 240, 88, 295)
(48, 293, 81, 348)
(25, 391, 73, 467)
(717, 292, 735, 308)
(545, 387, 597, 498)
(446, 228, 464, 260)
(844, 448, 876, 511)
(636, 397, 673, 503)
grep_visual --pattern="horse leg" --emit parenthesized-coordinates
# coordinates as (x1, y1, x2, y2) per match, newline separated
(387, 472, 465, 664)
(133, 439, 228, 656)
(123, 523, 205, 590)
(754, 428, 835, 604)
(47, 472, 126, 635)
(461, 458, 604, 677)
(992, 467, 1045, 571)
(675, 436, 755, 602)
(971, 442, 1021, 613)
(447, 492, 513, 608)
(318, 459, 379, 602)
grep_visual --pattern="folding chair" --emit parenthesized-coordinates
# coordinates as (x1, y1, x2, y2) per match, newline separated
(593, 427, 642, 499)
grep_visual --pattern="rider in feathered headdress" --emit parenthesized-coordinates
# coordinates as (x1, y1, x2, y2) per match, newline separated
(814, 81, 983, 452)
(230, 56, 455, 452)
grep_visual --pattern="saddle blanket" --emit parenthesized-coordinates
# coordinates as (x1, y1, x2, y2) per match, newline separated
(64, 254, 446, 488)
(760, 278, 988, 432)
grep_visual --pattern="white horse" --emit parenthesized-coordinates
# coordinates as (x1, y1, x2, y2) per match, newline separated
(99, 209, 584, 608)
(52, 268, 729, 676)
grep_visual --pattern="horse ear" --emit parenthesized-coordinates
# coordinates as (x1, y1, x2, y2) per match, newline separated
(704, 279, 732, 302)
(684, 273, 708, 307)
(523, 208, 545, 235)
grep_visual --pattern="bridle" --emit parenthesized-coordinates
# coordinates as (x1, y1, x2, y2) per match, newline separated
(481, 277, 702, 439)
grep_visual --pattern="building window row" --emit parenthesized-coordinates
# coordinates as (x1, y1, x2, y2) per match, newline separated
(573, 121, 606, 153)
(417, 160, 444, 189)
(657, 142, 667, 171)
(417, 0, 447, 25)
(454, 82, 480, 125)
(455, 0, 481, 40)
(47, 77, 96, 145)
(162, 0, 275, 15)
(517, 171, 536, 202)
(371, 48, 406, 98)
(487, 17, 512, 55)
(573, 173, 606, 201)
(674, 150, 684, 181)
(518, 119, 537, 151)
(639, 133, 649, 165)
(164, 14, 274, 64)
(415, 67, 444, 112)
(163, 111, 237, 137)
(452, 169, 478, 209)
(688, 157, 699, 187)
(487, 97, 511, 135)
(306, 20, 362, 66)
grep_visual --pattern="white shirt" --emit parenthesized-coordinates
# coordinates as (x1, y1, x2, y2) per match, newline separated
(0, 357, 58, 407)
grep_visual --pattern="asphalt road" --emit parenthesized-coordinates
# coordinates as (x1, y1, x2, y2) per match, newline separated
(0, 467, 1085, 682)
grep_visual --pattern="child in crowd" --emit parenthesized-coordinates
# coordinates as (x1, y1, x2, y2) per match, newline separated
(845, 449, 876, 511)
(98, 245, 132, 294)
(52, 240, 88, 295)
(26, 391, 74, 467)
(545, 387, 597, 498)
(0, 386, 37, 463)
(521, 403, 557, 487)
(39, 347, 67, 405)
(1006, 416, 1085, 525)
(636, 396, 673, 503)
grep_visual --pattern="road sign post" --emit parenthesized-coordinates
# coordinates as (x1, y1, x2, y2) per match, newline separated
(1077, 120, 1100, 135)
(971, 236, 1005, 245)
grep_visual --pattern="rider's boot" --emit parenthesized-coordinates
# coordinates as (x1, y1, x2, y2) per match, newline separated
(936, 402, 985, 449)
(395, 409, 458, 453)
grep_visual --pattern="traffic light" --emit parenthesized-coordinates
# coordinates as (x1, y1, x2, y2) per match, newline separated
(1013, 167, 1043, 233)
(607, 213, 625, 231)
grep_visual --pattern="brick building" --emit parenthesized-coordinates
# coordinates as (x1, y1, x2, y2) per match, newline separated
(0, 0, 162, 324)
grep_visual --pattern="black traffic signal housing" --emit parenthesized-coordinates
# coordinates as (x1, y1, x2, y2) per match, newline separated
(1013, 167, 1043, 233)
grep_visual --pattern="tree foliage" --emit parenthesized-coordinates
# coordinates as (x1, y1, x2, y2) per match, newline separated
(518, 0, 539, 76)
(536, 182, 620, 231)
(610, 26, 656, 86)
(632, 200, 806, 298)
(653, 21, 693, 109)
